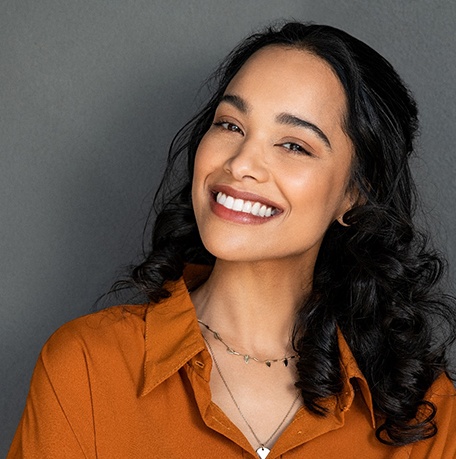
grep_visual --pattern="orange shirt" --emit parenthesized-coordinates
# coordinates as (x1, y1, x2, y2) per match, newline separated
(8, 273, 456, 458)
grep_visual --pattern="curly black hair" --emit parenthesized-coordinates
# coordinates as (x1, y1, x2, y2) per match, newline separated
(113, 22, 456, 446)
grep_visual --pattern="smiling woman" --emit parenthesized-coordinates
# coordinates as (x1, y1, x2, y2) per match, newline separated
(192, 47, 354, 270)
(7, 22, 456, 459)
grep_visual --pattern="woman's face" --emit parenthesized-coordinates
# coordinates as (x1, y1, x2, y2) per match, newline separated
(192, 46, 355, 268)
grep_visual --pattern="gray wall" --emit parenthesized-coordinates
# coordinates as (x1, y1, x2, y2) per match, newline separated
(1, 0, 455, 453)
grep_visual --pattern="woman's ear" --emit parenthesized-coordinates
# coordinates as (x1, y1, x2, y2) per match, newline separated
(336, 186, 365, 227)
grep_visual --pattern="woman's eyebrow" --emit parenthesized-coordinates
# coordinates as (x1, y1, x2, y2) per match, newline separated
(219, 94, 250, 113)
(276, 113, 332, 150)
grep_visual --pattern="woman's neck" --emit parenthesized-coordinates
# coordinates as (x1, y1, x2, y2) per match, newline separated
(191, 258, 313, 357)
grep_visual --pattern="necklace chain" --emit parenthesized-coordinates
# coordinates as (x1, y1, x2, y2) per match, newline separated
(202, 334, 300, 456)
(198, 320, 298, 367)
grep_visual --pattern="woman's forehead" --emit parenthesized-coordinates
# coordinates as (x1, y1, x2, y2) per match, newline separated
(222, 46, 349, 144)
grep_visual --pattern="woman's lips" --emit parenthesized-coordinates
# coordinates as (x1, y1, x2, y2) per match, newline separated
(209, 185, 283, 223)
(215, 192, 278, 217)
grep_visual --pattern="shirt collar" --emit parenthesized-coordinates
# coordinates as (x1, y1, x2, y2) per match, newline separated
(140, 266, 209, 397)
(337, 329, 377, 428)
(140, 265, 377, 429)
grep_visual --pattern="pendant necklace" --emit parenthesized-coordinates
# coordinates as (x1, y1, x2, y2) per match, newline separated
(202, 334, 300, 459)
(198, 319, 298, 367)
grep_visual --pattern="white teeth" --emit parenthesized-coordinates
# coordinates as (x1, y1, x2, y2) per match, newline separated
(242, 201, 252, 213)
(218, 193, 227, 205)
(251, 202, 261, 216)
(216, 192, 276, 218)
(225, 195, 234, 209)
(233, 198, 243, 211)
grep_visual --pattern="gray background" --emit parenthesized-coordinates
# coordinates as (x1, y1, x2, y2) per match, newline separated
(1, 0, 455, 454)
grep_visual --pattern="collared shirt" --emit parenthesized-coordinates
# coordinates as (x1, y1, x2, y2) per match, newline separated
(8, 272, 456, 458)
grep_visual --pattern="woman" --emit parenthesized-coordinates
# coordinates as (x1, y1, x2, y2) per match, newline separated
(8, 22, 456, 458)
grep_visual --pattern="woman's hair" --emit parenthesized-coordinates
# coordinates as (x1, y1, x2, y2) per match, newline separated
(114, 22, 456, 446)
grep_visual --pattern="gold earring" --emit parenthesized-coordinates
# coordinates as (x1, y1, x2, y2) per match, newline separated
(337, 215, 350, 227)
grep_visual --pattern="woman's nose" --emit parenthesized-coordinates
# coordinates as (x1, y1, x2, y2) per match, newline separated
(223, 138, 269, 182)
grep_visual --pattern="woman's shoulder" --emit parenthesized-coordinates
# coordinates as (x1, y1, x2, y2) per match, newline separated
(40, 304, 149, 372)
(427, 371, 456, 402)
(426, 372, 456, 437)
(407, 372, 456, 456)
(48, 304, 149, 343)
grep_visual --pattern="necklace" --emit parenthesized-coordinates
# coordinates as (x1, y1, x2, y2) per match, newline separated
(198, 320, 298, 367)
(202, 335, 300, 459)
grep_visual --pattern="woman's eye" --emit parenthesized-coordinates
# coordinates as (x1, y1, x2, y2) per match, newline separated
(281, 142, 311, 155)
(213, 121, 243, 134)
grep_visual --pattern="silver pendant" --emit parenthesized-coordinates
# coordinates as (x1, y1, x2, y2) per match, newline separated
(256, 446, 270, 459)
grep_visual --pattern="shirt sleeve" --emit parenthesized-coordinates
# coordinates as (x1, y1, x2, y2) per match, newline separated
(7, 325, 96, 459)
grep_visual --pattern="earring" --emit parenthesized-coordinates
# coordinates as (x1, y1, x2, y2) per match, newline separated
(337, 214, 350, 227)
